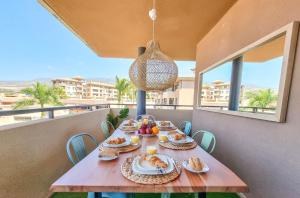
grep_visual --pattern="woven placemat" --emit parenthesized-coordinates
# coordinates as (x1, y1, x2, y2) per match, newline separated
(121, 156, 181, 185)
(159, 141, 197, 150)
(99, 143, 141, 153)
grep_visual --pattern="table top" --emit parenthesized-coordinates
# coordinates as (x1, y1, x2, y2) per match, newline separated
(50, 121, 248, 193)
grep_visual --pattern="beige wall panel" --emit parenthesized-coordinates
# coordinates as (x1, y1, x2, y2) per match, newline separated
(0, 109, 109, 198)
(193, 0, 300, 197)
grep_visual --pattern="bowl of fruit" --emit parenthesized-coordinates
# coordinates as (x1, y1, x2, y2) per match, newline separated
(137, 118, 159, 137)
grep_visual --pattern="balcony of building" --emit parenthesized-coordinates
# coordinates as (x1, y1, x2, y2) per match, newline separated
(1, 0, 300, 198)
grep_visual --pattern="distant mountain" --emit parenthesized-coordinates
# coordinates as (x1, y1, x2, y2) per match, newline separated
(0, 77, 116, 88)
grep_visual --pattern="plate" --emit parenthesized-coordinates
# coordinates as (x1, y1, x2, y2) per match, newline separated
(138, 133, 157, 137)
(182, 160, 209, 173)
(157, 121, 171, 126)
(102, 137, 131, 148)
(168, 135, 194, 144)
(120, 123, 138, 131)
(98, 155, 119, 161)
(132, 154, 174, 175)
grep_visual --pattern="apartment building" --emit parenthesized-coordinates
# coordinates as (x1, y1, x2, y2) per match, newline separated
(201, 80, 230, 106)
(52, 77, 117, 101)
(84, 81, 117, 101)
(155, 77, 195, 105)
(201, 80, 245, 106)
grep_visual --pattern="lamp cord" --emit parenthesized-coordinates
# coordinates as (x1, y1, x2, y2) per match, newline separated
(152, 0, 156, 41)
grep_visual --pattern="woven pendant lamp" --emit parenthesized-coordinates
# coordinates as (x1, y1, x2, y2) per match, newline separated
(129, 0, 178, 91)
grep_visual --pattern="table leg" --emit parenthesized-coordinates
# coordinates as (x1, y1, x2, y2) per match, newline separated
(198, 192, 206, 198)
(95, 192, 102, 198)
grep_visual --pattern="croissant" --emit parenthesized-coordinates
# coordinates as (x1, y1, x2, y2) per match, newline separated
(149, 156, 168, 168)
(107, 137, 126, 144)
(174, 133, 186, 140)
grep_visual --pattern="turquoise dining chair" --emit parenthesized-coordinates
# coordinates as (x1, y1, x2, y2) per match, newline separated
(192, 130, 216, 153)
(179, 121, 192, 136)
(101, 121, 115, 139)
(66, 133, 127, 198)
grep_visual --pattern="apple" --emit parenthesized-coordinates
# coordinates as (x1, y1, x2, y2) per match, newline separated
(146, 127, 152, 134)
(142, 124, 147, 129)
(139, 128, 146, 134)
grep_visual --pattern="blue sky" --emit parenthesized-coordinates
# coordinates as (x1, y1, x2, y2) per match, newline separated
(203, 57, 283, 89)
(0, 1, 282, 89)
(0, 1, 195, 81)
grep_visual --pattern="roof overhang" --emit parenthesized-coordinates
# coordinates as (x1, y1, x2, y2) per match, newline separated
(39, 0, 237, 60)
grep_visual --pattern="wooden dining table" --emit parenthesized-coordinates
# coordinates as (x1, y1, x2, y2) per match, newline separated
(50, 121, 248, 198)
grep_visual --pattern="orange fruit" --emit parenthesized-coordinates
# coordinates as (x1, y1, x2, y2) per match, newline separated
(152, 126, 159, 135)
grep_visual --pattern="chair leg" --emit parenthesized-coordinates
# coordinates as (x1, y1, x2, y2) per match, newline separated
(127, 193, 135, 198)
(94, 192, 102, 198)
(161, 193, 171, 198)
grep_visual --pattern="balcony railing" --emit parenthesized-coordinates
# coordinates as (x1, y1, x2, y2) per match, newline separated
(0, 104, 110, 119)
(200, 105, 276, 113)
(0, 104, 193, 120)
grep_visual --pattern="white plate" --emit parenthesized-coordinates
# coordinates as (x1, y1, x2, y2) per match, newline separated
(98, 155, 119, 161)
(102, 137, 131, 148)
(138, 133, 157, 137)
(157, 121, 171, 127)
(132, 154, 174, 175)
(168, 135, 194, 144)
(182, 160, 209, 173)
(136, 154, 169, 171)
(120, 124, 138, 131)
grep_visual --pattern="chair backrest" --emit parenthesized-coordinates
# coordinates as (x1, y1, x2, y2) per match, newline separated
(66, 133, 98, 165)
(179, 121, 192, 136)
(192, 130, 216, 153)
(136, 114, 156, 122)
(101, 121, 115, 139)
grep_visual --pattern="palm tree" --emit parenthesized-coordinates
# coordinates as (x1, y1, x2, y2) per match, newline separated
(246, 89, 278, 108)
(115, 76, 129, 103)
(14, 82, 67, 116)
(127, 81, 137, 103)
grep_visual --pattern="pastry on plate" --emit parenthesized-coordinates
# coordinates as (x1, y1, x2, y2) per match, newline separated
(174, 133, 186, 140)
(99, 149, 118, 158)
(107, 137, 126, 144)
(140, 154, 168, 169)
(148, 156, 168, 168)
(160, 121, 171, 127)
(188, 156, 203, 171)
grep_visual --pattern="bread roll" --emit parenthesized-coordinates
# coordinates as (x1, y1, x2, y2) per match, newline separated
(188, 157, 203, 171)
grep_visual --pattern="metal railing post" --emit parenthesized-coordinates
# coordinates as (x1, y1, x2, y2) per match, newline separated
(48, 110, 54, 119)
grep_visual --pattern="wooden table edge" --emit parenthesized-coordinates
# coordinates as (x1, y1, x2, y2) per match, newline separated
(50, 184, 249, 193)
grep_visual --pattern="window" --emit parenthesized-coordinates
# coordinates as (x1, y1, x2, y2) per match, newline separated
(197, 22, 298, 122)
(200, 61, 232, 110)
(239, 34, 285, 114)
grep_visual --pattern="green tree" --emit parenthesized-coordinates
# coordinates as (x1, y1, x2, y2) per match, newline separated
(246, 89, 278, 108)
(127, 81, 137, 103)
(14, 82, 67, 116)
(115, 76, 129, 103)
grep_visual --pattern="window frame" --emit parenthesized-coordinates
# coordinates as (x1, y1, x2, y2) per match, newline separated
(197, 22, 299, 122)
